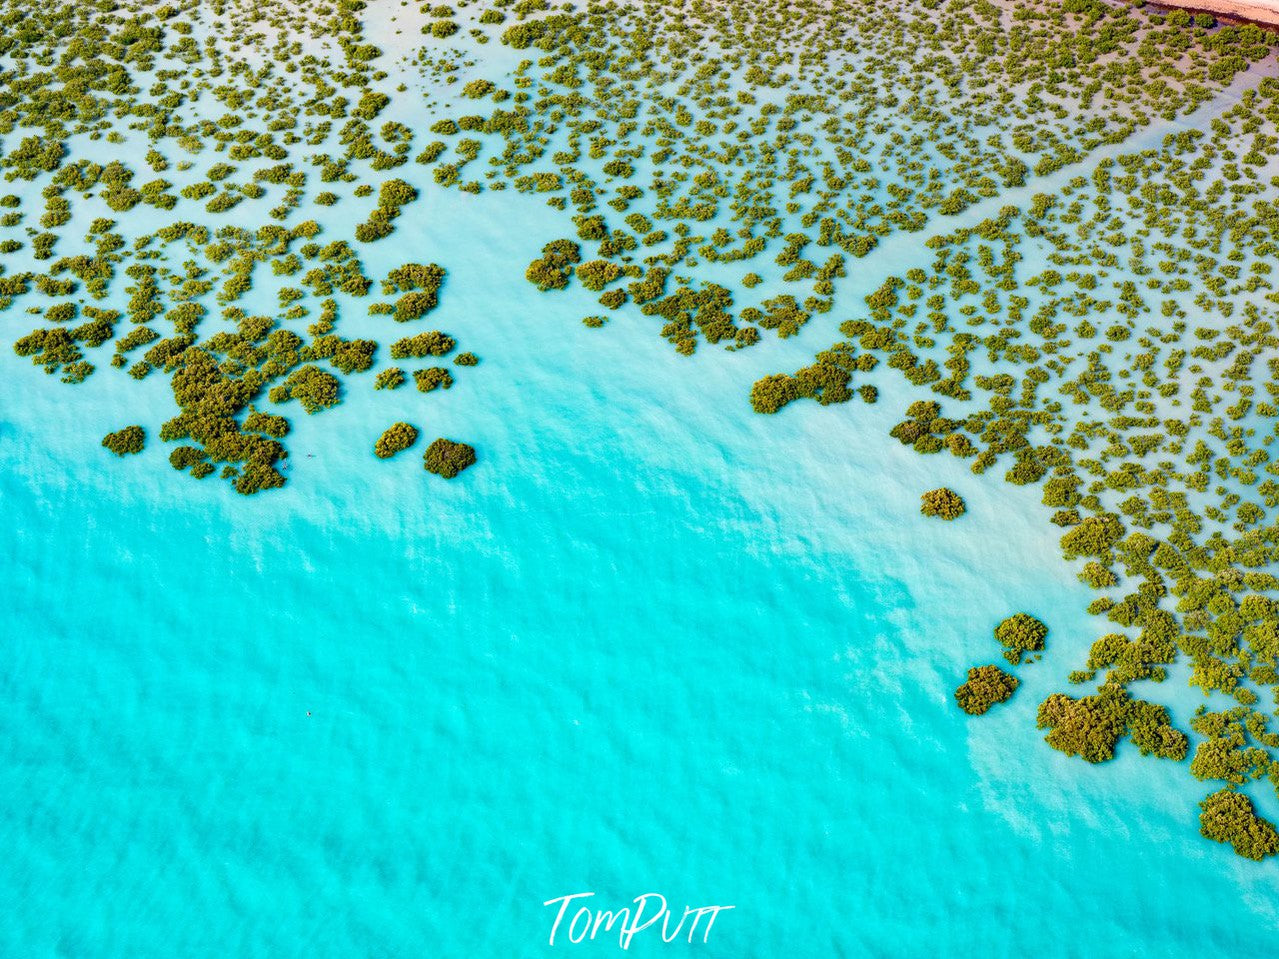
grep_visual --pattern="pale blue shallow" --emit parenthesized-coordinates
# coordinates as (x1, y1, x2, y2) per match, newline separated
(2, 182, 1278, 959)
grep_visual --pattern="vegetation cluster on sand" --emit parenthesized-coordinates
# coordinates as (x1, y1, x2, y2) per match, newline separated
(102, 425, 145, 456)
(921, 486, 966, 520)
(3, 0, 1279, 857)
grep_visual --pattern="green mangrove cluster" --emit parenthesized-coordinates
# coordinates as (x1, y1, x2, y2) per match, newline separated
(375, 420, 419, 458)
(920, 486, 966, 520)
(0, 0, 481, 492)
(955, 664, 1019, 716)
(423, 436, 476, 477)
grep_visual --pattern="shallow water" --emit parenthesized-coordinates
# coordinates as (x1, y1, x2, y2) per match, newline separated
(4, 0, 1279, 948)
(3, 173, 1278, 957)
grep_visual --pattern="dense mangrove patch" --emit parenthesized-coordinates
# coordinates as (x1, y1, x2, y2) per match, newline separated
(920, 487, 966, 520)
(375, 421, 419, 458)
(424, 437, 477, 478)
(102, 425, 145, 456)
(955, 664, 1019, 716)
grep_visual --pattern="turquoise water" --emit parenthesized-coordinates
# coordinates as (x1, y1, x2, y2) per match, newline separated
(4, 180, 1278, 957)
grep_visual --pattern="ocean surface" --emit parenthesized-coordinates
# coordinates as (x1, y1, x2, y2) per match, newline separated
(4, 66, 1279, 959)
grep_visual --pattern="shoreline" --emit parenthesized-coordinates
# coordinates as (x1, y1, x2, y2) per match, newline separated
(1143, 0, 1279, 30)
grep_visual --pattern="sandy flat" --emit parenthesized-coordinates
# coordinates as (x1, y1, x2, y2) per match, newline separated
(1148, 0, 1279, 28)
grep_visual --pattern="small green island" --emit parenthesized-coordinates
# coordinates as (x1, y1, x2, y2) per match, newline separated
(102, 425, 146, 456)
(955, 664, 1019, 716)
(374, 422, 419, 459)
(920, 487, 966, 520)
(424, 438, 477, 478)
